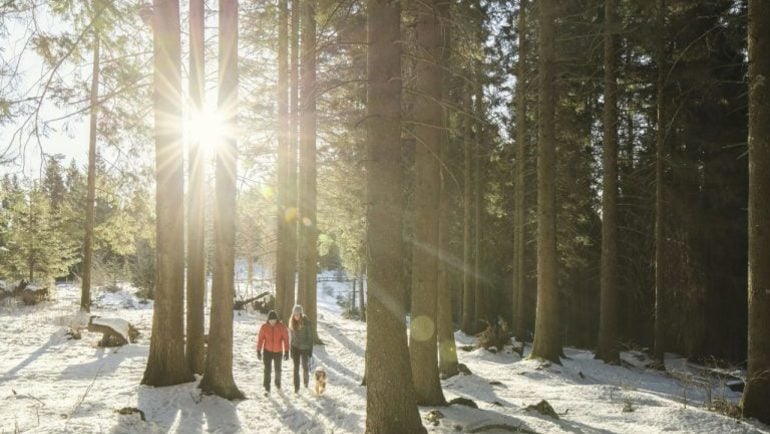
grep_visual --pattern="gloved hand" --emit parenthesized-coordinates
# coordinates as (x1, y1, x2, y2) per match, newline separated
(257, 351, 262, 361)
(283, 352, 289, 361)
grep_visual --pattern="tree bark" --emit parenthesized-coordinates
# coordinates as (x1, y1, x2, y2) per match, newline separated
(298, 0, 320, 341)
(186, 0, 206, 376)
(530, 0, 561, 363)
(742, 0, 770, 423)
(513, 0, 529, 344)
(199, 0, 244, 400)
(409, 0, 446, 406)
(473, 81, 485, 325)
(358, 268, 366, 321)
(436, 0, 458, 379)
(365, 0, 424, 431)
(275, 0, 291, 322)
(653, 0, 667, 366)
(461, 88, 476, 335)
(596, 0, 620, 364)
(142, 0, 193, 387)
(81, 24, 99, 314)
(283, 0, 301, 323)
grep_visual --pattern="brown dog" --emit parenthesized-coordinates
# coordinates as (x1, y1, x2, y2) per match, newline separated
(314, 367, 327, 395)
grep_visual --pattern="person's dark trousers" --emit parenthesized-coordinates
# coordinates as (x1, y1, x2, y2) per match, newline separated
(263, 351, 282, 391)
(291, 347, 310, 392)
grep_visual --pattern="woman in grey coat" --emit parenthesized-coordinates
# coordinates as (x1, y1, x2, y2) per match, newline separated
(289, 304, 314, 393)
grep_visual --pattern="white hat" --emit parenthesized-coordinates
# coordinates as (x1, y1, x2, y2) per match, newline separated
(292, 304, 304, 315)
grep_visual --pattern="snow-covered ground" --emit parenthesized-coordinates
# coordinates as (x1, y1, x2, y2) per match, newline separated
(1, 277, 768, 434)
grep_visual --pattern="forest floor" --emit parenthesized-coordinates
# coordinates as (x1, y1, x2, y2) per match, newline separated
(1, 276, 768, 433)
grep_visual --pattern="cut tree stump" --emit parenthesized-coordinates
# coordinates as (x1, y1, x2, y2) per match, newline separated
(87, 316, 139, 347)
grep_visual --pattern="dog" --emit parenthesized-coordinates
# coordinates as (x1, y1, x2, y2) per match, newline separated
(314, 366, 327, 395)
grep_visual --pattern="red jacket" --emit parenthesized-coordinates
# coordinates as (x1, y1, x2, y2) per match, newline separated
(257, 321, 289, 354)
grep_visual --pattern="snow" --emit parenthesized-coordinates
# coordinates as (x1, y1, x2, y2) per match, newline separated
(1, 279, 768, 433)
(91, 317, 131, 341)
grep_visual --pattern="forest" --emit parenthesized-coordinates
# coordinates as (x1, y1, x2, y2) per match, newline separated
(0, 0, 768, 432)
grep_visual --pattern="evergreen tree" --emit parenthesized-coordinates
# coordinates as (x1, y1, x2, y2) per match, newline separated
(186, 0, 206, 376)
(199, 0, 245, 400)
(298, 0, 320, 341)
(142, 0, 194, 387)
(530, 0, 562, 363)
(742, 0, 770, 423)
(512, 0, 530, 344)
(596, 0, 621, 364)
(0, 181, 76, 284)
(364, 0, 424, 431)
(408, 0, 446, 406)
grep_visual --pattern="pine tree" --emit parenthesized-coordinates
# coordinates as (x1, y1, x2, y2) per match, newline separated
(199, 0, 245, 400)
(652, 0, 667, 367)
(365, 0, 424, 431)
(513, 0, 530, 345)
(298, 0, 320, 341)
(408, 0, 446, 406)
(81, 8, 100, 313)
(596, 0, 620, 364)
(186, 0, 206, 376)
(741, 0, 770, 423)
(275, 0, 291, 322)
(530, 0, 562, 363)
(436, 0, 458, 379)
(0, 182, 76, 284)
(141, 0, 193, 387)
(461, 87, 476, 335)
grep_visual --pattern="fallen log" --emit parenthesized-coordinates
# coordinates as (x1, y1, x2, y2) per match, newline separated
(87, 316, 139, 347)
(233, 291, 272, 311)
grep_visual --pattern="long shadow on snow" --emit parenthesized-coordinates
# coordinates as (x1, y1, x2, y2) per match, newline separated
(310, 346, 366, 402)
(1, 330, 63, 381)
(59, 345, 144, 380)
(133, 380, 242, 433)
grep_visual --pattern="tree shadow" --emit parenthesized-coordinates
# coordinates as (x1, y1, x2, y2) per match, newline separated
(123, 380, 242, 433)
(59, 344, 145, 380)
(268, 389, 362, 432)
(1, 330, 63, 381)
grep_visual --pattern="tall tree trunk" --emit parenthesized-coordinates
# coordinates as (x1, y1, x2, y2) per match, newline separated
(436, 0, 458, 379)
(365, 1, 424, 431)
(513, 0, 529, 343)
(530, 0, 561, 363)
(275, 0, 291, 321)
(81, 27, 99, 313)
(473, 82, 485, 325)
(351, 277, 357, 316)
(358, 267, 366, 322)
(284, 0, 301, 323)
(742, 0, 770, 423)
(298, 0, 320, 341)
(199, 0, 244, 400)
(461, 88, 475, 334)
(142, 0, 193, 387)
(186, 0, 206, 376)
(653, 0, 667, 367)
(596, 0, 620, 364)
(409, 0, 446, 406)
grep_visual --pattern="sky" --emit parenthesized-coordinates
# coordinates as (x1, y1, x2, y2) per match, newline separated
(1, 6, 95, 178)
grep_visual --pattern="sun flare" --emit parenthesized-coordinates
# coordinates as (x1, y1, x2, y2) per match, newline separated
(186, 105, 226, 154)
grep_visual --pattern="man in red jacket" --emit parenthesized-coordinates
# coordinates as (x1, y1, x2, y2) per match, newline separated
(257, 310, 290, 394)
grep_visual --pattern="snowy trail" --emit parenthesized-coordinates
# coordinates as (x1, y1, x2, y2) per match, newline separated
(1, 280, 769, 433)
